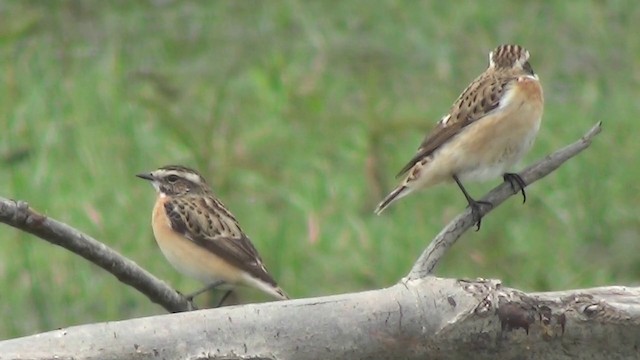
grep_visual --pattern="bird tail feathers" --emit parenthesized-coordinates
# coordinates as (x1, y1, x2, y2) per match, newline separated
(374, 186, 411, 215)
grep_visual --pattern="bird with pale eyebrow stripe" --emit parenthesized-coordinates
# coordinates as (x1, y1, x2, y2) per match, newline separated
(137, 165, 288, 306)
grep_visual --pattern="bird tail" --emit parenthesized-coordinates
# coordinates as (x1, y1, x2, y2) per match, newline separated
(273, 286, 290, 300)
(374, 185, 411, 215)
(241, 273, 290, 300)
(259, 283, 289, 301)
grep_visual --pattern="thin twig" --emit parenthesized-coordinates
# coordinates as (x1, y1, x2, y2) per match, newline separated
(406, 121, 603, 280)
(0, 198, 193, 312)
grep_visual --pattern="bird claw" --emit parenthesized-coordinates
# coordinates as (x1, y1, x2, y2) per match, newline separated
(468, 200, 493, 231)
(503, 173, 527, 203)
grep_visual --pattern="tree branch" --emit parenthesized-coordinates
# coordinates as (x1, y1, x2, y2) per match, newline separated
(0, 278, 638, 360)
(0, 198, 192, 313)
(407, 121, 603, 279)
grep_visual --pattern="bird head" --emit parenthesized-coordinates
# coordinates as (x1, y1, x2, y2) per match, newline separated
(137, 165, 209, 196)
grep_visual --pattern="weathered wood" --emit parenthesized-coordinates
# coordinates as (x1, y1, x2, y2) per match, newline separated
(0, 278, 638, 360)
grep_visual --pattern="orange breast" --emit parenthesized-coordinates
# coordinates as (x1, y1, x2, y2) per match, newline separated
(516, 76, 544, 104)
(151, 195, 243, 284)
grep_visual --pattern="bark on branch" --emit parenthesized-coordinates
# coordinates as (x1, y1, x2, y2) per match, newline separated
(1, 279, 638, 360)
(0, 198, 193, 313)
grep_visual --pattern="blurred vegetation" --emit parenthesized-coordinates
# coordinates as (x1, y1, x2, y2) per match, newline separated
(1, 0, 639, 339)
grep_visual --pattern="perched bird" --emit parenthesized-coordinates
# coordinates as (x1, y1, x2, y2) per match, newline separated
(374, 44, 544, 229)
(137, 165, 288, 305)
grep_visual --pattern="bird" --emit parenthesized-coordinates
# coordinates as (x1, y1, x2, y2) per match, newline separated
(137, 165, 288, 305)
(374, 44, 544, 230)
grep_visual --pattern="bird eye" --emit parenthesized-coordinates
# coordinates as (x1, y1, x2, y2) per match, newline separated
(167, 175, 179, 183)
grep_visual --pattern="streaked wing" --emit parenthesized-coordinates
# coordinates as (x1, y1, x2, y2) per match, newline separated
(397, 73, 511, 177)
(164, 196, 278, 286)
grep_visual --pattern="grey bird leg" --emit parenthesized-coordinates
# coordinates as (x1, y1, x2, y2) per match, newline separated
(216, 290, 233, 307)
(185, 280, 225, 301)
(453, 175, 492, 231)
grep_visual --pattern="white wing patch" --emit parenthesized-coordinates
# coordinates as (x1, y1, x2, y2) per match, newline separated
(438, 114, 452, 126)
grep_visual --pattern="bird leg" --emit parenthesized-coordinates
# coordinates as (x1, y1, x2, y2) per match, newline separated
(503, 172, 527, 203)
(453, 175, 492, 231)
(216, 290, 233, 307)
(185, 280, 225, 301)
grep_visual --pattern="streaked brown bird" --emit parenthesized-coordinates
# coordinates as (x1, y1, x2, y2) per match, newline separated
(375, 44, 544, 229)
(137, 165, 288, 305)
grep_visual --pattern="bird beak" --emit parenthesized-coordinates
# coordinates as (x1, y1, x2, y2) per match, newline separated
(136, 172, 154, 181)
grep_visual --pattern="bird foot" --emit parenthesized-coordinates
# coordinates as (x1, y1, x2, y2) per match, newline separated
(468, 199, 493, 231)
(503, 173, 527, 203)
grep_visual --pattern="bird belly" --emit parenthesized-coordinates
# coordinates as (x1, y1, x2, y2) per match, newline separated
(440, 81, 542, 183)
(457, 120, 540, 181)
(151, 198, 243, 285)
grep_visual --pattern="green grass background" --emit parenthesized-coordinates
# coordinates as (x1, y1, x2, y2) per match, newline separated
(1, 0, 639, 339)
